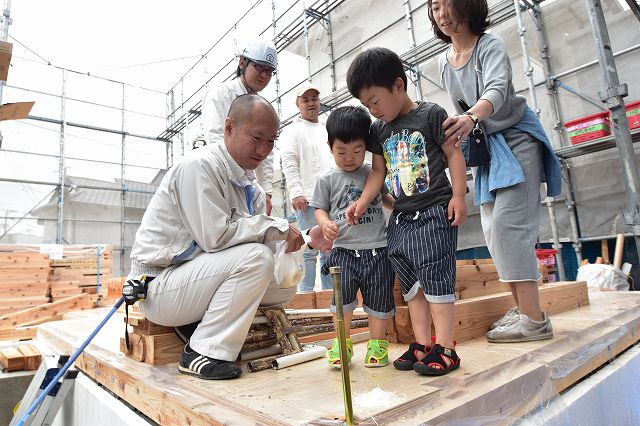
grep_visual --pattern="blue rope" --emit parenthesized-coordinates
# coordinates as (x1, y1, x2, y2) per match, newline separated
(16, 296, 125, 426)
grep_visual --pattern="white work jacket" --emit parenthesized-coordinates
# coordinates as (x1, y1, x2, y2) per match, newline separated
(200, 78, 275, 194)
(129, 142, 289, 277)
(280, 117, 335, 201)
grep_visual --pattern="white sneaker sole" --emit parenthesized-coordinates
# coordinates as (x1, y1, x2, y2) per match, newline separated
(486, 331, 553, 343)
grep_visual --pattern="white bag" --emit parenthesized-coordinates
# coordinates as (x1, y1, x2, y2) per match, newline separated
(273, 241, 306, 289)
(576, 264, 630, 291)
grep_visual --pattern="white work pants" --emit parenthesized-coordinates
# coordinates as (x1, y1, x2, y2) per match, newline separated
(139, 243, 294, 361)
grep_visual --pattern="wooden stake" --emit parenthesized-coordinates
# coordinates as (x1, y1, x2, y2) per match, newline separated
(613, 234, 625, 269)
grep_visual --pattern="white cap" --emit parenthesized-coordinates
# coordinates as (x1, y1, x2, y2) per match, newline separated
(239, 40, 278, 69)
(296, 82, 320, 97)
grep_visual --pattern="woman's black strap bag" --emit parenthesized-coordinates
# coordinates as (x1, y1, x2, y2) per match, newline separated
(457, 98, 490, 167)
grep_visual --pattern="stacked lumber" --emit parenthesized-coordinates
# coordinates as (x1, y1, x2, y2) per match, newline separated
(120, 308, 370, 366)
(49, 245, 112, 301)
(0, 250, 51, 314)
(0, 344, 41, 372)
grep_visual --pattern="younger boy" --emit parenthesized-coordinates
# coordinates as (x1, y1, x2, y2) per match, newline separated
(310, 105, 396, 368)
(346, 47, 467, 376)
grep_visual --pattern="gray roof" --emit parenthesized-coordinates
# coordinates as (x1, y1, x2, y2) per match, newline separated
(38, 175, 163, 211)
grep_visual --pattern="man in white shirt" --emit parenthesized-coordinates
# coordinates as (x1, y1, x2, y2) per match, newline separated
(129, 95, 329, 380)
(280, 83, 335, 292)
(196, 40, 278, 214)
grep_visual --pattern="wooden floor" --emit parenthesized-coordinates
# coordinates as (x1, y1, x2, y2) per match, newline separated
(33, 289, 640, 426)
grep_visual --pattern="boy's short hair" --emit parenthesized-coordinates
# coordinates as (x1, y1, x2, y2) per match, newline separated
(346, 47, 407, 99)
(326, 106, 371, 149)
(427, 0, 490, 43)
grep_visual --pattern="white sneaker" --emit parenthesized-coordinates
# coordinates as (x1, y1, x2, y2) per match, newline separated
(486, 313, 553, 343)
(489, 307, 520, 330)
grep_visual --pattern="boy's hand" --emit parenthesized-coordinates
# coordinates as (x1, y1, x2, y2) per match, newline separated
(321, 220, 339, 242)
(345, 200, 365, 225)
(448, 195, 468, 226)
(308, 225, 333, 252)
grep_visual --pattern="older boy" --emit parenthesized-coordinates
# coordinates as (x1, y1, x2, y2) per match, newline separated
(345, 47, 467, 376)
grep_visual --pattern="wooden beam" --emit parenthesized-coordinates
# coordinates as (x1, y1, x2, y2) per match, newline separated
(0, 293, 94, 329)
(0, 326, 37, 341)
(17, 344, 41, 370)
(0, 347, 25, 372)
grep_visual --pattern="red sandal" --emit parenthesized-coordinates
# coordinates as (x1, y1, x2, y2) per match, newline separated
(393, 336, 436, 371)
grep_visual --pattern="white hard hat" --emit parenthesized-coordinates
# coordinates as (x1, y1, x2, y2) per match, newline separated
(239, 40, 278, 69)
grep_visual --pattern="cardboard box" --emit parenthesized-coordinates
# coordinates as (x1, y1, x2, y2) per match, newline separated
(0, 40, 12, 82)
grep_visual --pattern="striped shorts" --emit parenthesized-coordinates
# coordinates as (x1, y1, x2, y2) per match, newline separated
(387, 204, 457, 304)
(321, 247, 395, 319)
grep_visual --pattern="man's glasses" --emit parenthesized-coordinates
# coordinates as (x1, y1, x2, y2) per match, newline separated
(250, 61, 276, 76)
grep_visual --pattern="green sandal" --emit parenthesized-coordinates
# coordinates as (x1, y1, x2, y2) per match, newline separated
(327, 337, 353, 368)
(364, 339, 389, 367)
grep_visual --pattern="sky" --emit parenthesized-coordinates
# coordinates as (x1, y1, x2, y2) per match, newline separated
(0, 0, 308, 237)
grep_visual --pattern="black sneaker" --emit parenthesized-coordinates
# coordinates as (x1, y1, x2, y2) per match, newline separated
(174, 321, 200, 344)
(178, 345, 242, 380)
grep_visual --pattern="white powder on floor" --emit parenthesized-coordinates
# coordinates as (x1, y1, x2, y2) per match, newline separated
(353, 387, 405, 412)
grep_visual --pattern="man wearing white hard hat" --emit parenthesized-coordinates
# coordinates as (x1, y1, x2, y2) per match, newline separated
(197, 39, 279, 214)
(280, 82, 336, 292)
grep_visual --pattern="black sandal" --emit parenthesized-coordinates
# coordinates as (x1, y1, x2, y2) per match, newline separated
(393, 336, 436, 371)
(413, 344, 460, 376)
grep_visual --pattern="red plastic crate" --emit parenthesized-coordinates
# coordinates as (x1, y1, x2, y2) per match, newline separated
(626, 100, 640, 130)
(564, 111, 611, 145)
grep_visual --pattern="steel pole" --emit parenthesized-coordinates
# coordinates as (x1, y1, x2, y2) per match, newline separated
(586, 0, 640, 268)
(329, 266, 354, 425)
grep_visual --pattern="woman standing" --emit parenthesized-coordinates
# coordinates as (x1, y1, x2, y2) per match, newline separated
(429, 0, 562, 342)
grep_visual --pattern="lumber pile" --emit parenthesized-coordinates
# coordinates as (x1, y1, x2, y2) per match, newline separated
(0, 249, 51, 315)
(0, 344, 41, 372)
(120, 308, 370, 366)
(49, 245, 112, 301)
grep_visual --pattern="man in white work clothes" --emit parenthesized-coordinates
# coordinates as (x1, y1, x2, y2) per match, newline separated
(128, 95, 329, 380)
(196, 39, 278, 215)
(280, 82, 336, 292)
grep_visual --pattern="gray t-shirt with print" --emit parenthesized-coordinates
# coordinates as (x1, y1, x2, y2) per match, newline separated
(309, 163, 388, 250)
(367, 101, 452, 213)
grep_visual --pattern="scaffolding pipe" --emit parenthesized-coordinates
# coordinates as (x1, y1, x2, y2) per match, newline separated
(272, 0, 283, 118)
(403, 0, 423, 101)
(0, 177, 157, 194)
(303, 0, 312, 82)
(0, 216, 143, 225)
(26, 115, 165, 142)
(56, 70, 67, 244)
(561, 160, 583, 265)
(586, 0, 640, 268)
(513, 0, 540, 115)
(324, 0, 337, 92)
(0, 148, 165, 171)
(120, 82, 127, 277)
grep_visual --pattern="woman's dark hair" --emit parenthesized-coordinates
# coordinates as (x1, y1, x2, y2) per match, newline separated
(427, 0, 490, 43)
(346, 47, 407, 99)
(326, 105, 371, 149)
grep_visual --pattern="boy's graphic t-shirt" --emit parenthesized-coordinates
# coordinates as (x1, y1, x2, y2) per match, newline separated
(310, 163, 388, 250)
(368, 101, 452, 213)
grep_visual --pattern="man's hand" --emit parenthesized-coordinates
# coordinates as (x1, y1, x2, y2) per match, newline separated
(308, 225, 333, 252)
(285, 224, 304, 253)
(320, 220, 339, 242)
(266, 194, 273, 216)
(448, 195, 468, 226)
(291, 196, 308, 212)
(345, 200, 366, 225)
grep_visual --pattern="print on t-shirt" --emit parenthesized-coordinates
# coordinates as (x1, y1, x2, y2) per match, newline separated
(382, 129, 430, 197)
(334, 180, 382, 224)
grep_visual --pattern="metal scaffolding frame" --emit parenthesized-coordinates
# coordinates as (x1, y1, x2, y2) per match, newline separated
(1, 0, 638, 277)
(0, 1, 169, 276)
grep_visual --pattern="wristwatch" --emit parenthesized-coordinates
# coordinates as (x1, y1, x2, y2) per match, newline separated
(464, 111, 479, 125)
